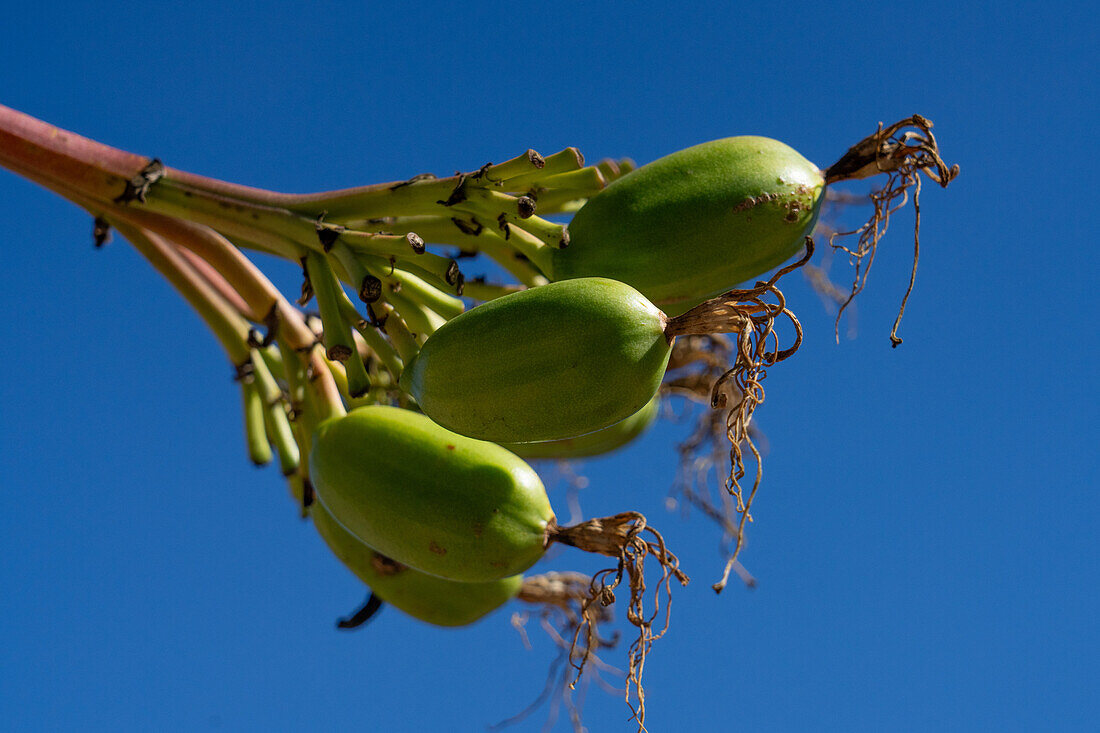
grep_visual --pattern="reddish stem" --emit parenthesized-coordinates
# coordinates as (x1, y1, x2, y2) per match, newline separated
(0, 103, 148, 200)
(0, 103, 445, 211)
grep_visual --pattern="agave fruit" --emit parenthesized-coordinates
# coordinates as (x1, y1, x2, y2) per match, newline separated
(312, 503, 522, 627)
(552, 136, 823, 311)
(400, 278, 671, 443)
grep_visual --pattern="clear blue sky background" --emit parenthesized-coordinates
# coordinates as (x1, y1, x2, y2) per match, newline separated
(1, 2, 1095, 731)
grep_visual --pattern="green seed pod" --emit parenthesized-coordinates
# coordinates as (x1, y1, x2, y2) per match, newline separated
(309, 405, 555, 582)
(551, 136, 825, 308)
(503, 393, 660, 460)
(312, 503, 522, 627)
(400, 278, 671, 443)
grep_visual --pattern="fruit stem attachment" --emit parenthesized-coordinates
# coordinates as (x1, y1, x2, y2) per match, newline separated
(824, 114, 957, 186)
(335, 593, 384, 630)
(821, 115, 958, 346)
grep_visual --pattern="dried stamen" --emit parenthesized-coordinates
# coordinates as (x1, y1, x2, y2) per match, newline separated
(493, 572, 617, 733)
(663, 241, 813, 591)
(824, 115, 958, 346)
(548, 513, 688, 731)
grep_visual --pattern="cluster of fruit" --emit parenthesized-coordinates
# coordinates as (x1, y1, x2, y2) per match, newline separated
(0, 104, 954, 728)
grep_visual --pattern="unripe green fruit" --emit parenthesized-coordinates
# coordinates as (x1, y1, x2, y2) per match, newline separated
(399, 277, 672, 443)
(309, 406, 554, 582)
(551, 136, 825, 307)
(312, 504, 522, 627)
(504, 394, 660, 460)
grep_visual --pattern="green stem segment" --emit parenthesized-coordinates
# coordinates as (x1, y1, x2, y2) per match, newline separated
(304, 251, 371, 398)
(0, 106, 358, 476)
(241, 379, 273, 466)
(373, 302, 419, 365)
(250, 347, 301, 476)
(0, 104, 591, 287)
(347, 215, 548, 288)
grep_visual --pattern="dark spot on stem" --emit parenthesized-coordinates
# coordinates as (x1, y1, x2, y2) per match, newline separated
(302, 479, 315, 509)
(390, 173, 437, 190)
(445, 260, 461, 286)
(246, 303, 280, 347)
(365, 304, 383, 329)
(114, 159, 164, 204)
(406, 232, 426, 254)
(316, 225, 344, 252)
(359, 275, 382, 303)
(326, 344, 352, 362)
(437, 174, 469, 206)
(297, 274, 314, 306)
(472, 162, 498, 183)
(517, 196, 537, 218)
(370, 553, 403, 575)
(451, 217, 483, 237)
(92, 217, 111, 248)
(232, 360, 254, 382)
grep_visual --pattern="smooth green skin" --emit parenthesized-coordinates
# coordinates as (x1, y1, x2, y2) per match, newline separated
(551, 136, 825, 306)
(399, 278, 672, 443)
(312, 504, 522, 627)
(309, 406, 554, 582)
(503, 393, 660, 460)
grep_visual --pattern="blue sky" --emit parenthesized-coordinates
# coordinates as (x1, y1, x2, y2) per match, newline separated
(1, 2, 1096, 731)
